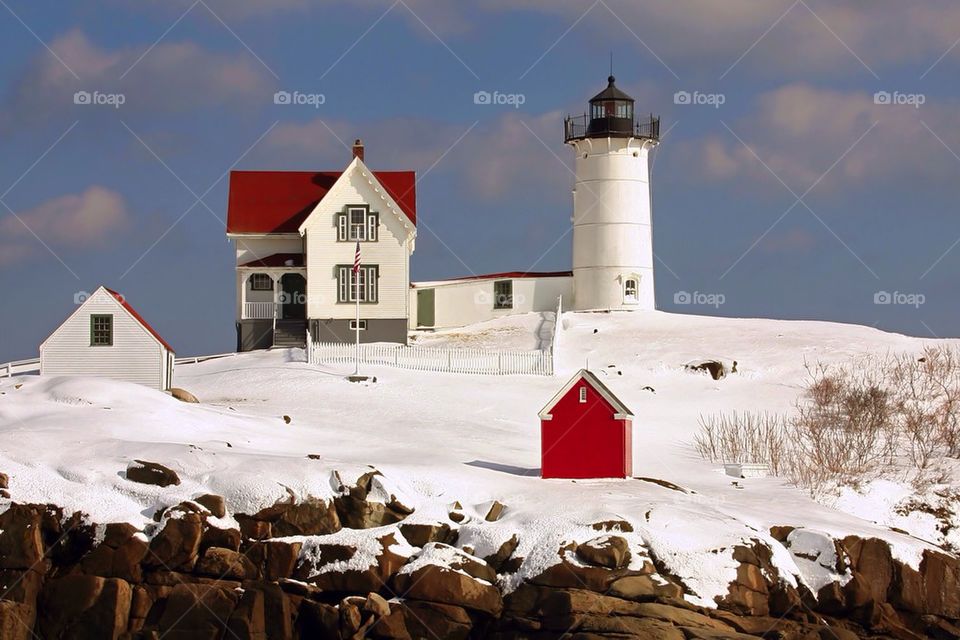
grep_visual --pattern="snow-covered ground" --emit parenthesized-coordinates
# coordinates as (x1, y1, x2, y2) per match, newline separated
(1, 310, 956, 606)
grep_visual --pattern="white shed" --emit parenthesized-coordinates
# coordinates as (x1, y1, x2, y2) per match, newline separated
(40, 286, 175, 391)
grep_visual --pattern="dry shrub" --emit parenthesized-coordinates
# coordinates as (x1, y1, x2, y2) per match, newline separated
(694, 345, 960, 493)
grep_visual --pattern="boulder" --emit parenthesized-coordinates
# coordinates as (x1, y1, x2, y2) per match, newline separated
(0, 601, 35, 640)
(126, 460, 181, 487)
(399, 522, 456, 548)
(334, 470, 413, 529)
(484, 501, 506, 522)
(170, 387, 199, 403)
(251, 497, 340, 536)
(295, 599, 339, 638)
(575, 535, 631, 569)
(608, 574, 684, 600)
(37, 575, 132, 640)
(246, 540, 302, 581)
(0, 505, 44, 570)
(146, 514, 204, 571)
(242, 582, 293, 640)
(400, 601, 473, 640)
(236, 515, 272, 540)
(299, 533, 409, 594)
(529, 543, 654, 592)
(201, 525, 241, 553)
(80, 522, 149, 582)
(484, 534, 519, 572)
(392, 563, 502, 616)
(227, 587, 267, 640)
(684, 360, 728, 380)
(195, 494, 227, 518)
(156, 583, 240, 638)
(196, 547, 257, 580)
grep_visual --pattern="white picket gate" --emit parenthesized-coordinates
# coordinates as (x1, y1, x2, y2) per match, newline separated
(307, 340, 553, 376)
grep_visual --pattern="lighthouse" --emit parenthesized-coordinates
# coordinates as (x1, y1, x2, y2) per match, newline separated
(564, 76, 660, 311)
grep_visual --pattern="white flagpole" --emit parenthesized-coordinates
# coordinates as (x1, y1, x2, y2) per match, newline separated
(354, 242, 360, 376)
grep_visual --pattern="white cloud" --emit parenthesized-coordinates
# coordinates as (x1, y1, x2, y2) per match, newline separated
(678, 83, 960, 193)
(2, 29, 274, 127)
(261, 110, 568, 201)
(0, 186, 130, 265)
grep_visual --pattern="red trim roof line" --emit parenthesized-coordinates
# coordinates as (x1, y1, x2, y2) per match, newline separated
(104, 287, 175, 353)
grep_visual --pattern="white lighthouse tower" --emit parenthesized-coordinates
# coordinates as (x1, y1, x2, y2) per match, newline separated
(564, 76, 660, 311)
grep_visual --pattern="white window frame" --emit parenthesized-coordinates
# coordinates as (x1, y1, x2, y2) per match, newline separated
(339, 206, 378, 242)
(579, 386, 587, 403)
(337, 265, 379, 303)
(350, 319, 368, 331)
(493, 280, 513, 310)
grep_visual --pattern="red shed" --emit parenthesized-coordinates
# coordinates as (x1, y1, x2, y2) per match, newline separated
(538, 369, 634, 479)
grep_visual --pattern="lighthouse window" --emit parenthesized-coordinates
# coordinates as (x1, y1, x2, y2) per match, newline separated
(624, 278, 639, 304)
(493, 280, 513, 310)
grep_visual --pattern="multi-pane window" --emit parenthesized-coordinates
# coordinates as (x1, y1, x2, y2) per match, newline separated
(250, 273, 273, 291)
(579, 386, 587, 403)
(350, 319, 368, 330)
(624, 278, 638, 304)
(90, 314, 113, 346)
(337, 206, 378, 242)
(493, 280, 513, 310)
(337, 265, 378, 303)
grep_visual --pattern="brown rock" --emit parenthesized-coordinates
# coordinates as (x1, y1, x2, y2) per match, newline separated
(201, 525, 241, 553)
(0, 472, 8, 489)
(608, 574, 684, 600)
(590, 518, 634, 533)
(228, 587, 267, 640)
(170, 387, 199, 403)
(398, 522, 456, 547)
(0, 601, 35, 640)
(146, 514, 203, 571)
(484, 534, 519, 572)
(38, 575, 132, 640)
(299, 533, 408, 595)
(530, 543, 653, 592)
(391, 563, 502, 616)
(575, 535, 631, 569)
(295, 599, 339, 638)
(247, 540, 302, 581)
(0, 505, 44, 570)
(252, 497, 340, 536)
(195, 494, 227, 518)
(485, 500, 506, 522)
(156, 583, 239, 638)
(244, 582, 293, 640)
(401, 601, 473, 640)
(196, 547, 257, 580)
(236, 515, 272, 541)
(80, 523, 148, 583)
(335, 470, 412, 529)
(126, 459, 181, 487)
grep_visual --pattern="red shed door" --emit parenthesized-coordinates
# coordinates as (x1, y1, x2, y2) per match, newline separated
(541, 378, 630, 479)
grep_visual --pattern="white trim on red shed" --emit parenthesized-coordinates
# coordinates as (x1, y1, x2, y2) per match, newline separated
(539, 369, 633, 421)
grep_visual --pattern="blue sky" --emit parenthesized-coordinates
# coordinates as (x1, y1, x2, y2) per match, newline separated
(2, 0, 960, 360)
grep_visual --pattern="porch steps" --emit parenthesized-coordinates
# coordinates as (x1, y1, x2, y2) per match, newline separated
(273, 320, 307, 348)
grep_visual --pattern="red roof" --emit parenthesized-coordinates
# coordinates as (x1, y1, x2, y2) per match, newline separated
(226, 170, 416, 234)
(239, 253, 304, 268)
(422, 271, 573, 284)
(104, 288, 175, 353)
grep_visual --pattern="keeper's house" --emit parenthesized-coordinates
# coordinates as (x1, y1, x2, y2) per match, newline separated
(39, 286, 175, 391)
(226, 140, 417, 351)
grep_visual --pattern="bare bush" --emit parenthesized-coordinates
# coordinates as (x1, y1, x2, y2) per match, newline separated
(694, 345, 960, 494)
(694, 411, 791, 475)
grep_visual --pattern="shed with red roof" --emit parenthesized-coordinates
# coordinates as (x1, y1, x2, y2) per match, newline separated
(538, 369, 634, 479)
(40, 286, 175, 391)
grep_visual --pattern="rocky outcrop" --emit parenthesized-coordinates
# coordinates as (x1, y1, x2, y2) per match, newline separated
(1, 486, 959, 639)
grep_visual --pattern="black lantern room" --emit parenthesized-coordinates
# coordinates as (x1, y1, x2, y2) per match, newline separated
(564, 75, 659, 143)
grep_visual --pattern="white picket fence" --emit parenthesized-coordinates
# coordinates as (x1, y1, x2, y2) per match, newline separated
(307, 340, 553, 376)
(0, 357, 40, 378)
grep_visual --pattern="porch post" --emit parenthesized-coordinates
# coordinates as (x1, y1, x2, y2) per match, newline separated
(239, 271, 247, 320)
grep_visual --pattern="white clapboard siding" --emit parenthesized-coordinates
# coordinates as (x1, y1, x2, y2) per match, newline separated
(301, 162, 413, 321)
(39, 288, 171, 390)
(235, 237, 303, 266)
(307, 339, 553, 376)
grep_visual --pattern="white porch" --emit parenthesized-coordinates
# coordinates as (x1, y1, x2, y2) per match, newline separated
(238, 268, 307, 320)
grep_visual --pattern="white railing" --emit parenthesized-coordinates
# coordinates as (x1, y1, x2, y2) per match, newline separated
(174, 352, 237, 366)
(243, 302, 277, 320)
(1, 357, 40, 378)
(307, 340, 553, 376)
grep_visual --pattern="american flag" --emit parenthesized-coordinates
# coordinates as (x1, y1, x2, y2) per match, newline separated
(353, 241, 360, 274)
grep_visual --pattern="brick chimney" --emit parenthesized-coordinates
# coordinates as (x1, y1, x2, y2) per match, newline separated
(352, 139, 364, 162)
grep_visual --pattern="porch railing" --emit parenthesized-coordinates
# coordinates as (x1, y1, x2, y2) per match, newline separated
(243, 302, 277, 320)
